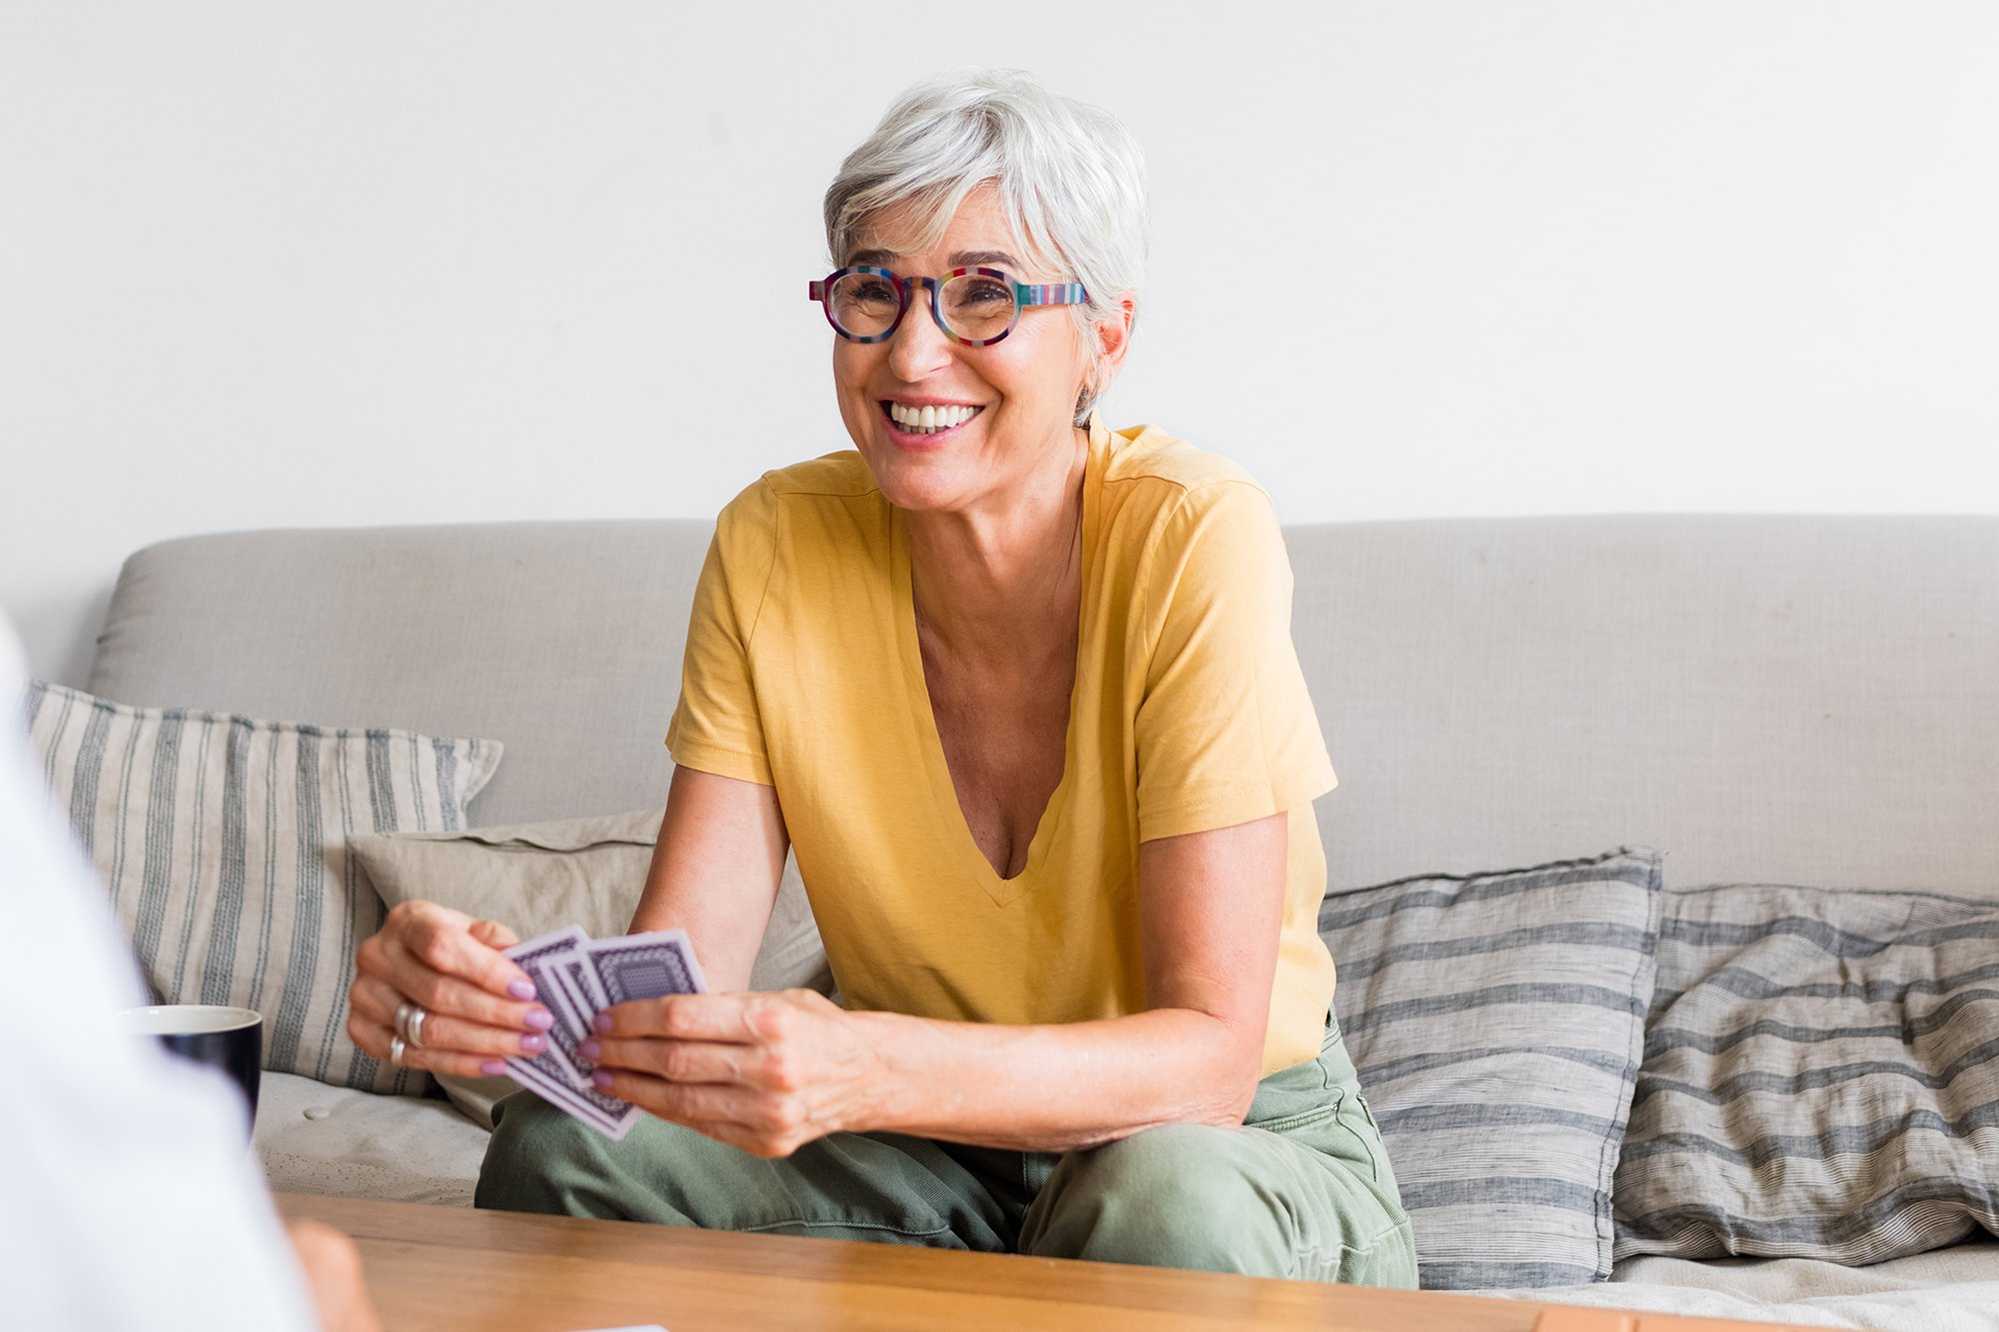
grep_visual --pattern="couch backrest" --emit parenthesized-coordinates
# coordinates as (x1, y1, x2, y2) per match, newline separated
(87, 514, 1999, 898)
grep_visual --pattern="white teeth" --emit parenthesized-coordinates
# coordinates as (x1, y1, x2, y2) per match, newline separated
(888, 403, 979, 432)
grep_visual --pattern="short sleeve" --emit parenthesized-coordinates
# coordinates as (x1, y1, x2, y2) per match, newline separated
(664, 479, 778, 785)
(1133, 481, 1337, 842)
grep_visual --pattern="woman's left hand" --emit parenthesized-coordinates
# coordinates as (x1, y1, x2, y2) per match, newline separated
(581, 989, 883, 1158)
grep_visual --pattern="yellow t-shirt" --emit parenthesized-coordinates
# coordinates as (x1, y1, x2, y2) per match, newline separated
(665, 414, 1340, 1075)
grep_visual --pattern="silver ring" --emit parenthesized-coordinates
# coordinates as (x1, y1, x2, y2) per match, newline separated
(394, 1000, 416, 1042)
(406, 1004, 429, 1049)
(389, 1034, 408, 1068)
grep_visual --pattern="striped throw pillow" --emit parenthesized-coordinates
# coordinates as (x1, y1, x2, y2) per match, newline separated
(23, 681, 502, 1096)
(1615, 883, 1999, 1263)
(1321, 846, 1662, 1289)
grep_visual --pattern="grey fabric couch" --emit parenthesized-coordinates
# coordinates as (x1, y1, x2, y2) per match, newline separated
(83, 513, 1999, 1328)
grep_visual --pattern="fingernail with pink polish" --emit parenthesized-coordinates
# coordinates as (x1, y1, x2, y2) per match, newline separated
(508, 979, 536, 1001)
(592, 1070, 613, 1091)
(520, 1033, 547, 1054)
(579, 1039, 601, 1061)
(524, 1007, 555, 1031)
(592, 1012, 612, 1034)
(481, 1060, 507, 1076)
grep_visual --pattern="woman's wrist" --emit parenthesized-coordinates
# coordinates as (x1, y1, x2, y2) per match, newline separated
(839, 1008, 929, 1135)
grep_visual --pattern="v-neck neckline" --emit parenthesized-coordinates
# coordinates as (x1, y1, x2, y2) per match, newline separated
(890, 415, 1108, 908)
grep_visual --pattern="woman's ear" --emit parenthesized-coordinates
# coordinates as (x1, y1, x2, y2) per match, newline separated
(1079, 293, 1136, 416)
(1095, 291, 1136, 374)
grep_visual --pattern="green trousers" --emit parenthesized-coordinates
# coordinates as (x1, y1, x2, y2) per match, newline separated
(475, 1015, 1417, 1287)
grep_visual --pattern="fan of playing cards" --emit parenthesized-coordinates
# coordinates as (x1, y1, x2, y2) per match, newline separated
(502, 925, 710, 1141)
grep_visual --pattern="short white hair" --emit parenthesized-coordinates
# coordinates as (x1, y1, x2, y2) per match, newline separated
(823, 67, 1148, 425)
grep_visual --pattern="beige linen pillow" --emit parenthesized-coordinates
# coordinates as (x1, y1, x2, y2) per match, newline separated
(349, 804, 830, 1127)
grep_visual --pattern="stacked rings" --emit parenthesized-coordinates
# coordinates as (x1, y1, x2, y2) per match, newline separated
(394, 1000, 431, 1049)
(389, 1034, 408, 1067)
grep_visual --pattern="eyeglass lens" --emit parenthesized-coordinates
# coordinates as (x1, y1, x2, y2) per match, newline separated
(826, 271, 1016, 342)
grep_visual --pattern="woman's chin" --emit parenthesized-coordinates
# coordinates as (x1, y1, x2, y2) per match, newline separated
(868, 456, 969, 514)
(878, 478, 962, 514)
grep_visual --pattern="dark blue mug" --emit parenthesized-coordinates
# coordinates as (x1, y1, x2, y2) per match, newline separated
(121, 1004, 263, 1137)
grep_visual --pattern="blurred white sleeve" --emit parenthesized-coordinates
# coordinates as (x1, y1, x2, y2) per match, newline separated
(0, 616, 318, 1332)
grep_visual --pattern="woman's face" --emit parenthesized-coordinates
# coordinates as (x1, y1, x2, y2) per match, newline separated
(832, 182, 1093, 516)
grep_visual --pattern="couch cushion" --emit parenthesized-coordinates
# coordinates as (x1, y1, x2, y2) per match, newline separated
(1284, 515, 1999, 898)
(254, 1071, 488, 1207)
(1511, 1242, 1999, 1331)
(24, 681, 500, 1096)
(87, 516, 1999, 895)
(1320, 846, 1662, 1289)
(88, 521, 709, 829)
(1615, 882, 1999, 1265)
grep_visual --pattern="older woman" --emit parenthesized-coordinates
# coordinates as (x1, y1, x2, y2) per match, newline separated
(346, 69, 1415, 1285)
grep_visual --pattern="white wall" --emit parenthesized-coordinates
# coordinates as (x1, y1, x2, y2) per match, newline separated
(5, 1, 1996, 687)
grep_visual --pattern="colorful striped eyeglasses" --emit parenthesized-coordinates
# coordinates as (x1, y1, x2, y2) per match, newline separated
(807, 266, 1088, 347)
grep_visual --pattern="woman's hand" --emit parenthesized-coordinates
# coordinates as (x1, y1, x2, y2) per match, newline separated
(581, 989, 882, 1158)
(346, 901, 557, 1078)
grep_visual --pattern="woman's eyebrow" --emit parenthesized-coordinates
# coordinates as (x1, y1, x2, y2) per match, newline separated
(947, 249, 1022, 268)
(845, 248, 1024, 269)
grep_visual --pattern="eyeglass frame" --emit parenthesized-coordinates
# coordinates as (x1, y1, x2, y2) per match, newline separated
(807, 264, 1088, 348)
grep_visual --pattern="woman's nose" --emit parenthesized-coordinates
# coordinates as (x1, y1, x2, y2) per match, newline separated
(885, 285, 956, 381)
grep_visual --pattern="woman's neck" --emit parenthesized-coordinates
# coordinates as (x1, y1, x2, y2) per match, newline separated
(905, 424, 1090, 662)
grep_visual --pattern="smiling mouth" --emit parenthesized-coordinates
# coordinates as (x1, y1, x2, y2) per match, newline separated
(880, 401, 986, 437)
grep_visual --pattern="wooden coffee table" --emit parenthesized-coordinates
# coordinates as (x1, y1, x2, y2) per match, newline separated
(276, 1192, 1807, 1331)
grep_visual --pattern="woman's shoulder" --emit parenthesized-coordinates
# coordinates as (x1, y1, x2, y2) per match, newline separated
(707, 450, 882, 577)
(713, 450, 877, 531)
(1096, 424, 1294, 625)
(757, 449, 879, 500)
(1100, 424, 1279, 561)
(1103, 423, 1270, 507)
(1102, 428, 1294, 638)
(720, 450, 877, 516)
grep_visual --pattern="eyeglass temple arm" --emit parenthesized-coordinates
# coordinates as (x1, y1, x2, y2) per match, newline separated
(1015, 282, 1088, 308)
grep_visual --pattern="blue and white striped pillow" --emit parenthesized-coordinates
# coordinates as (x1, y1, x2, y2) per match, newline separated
(23, 681, 502, 1095)
(1321, 846, 1662, 1289)
(1615, 882, 1999, 1264)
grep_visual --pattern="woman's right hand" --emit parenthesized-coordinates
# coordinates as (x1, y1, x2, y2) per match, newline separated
(346, 901, 556, 1078)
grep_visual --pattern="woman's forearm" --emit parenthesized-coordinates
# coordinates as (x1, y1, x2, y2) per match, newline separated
(850, 1008, 1262, 1151)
